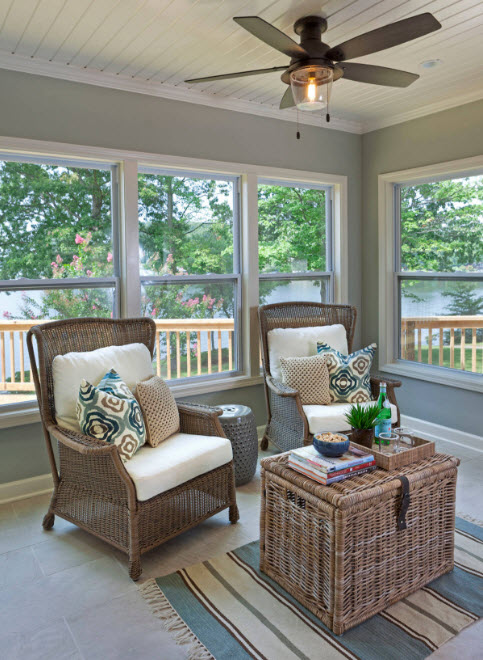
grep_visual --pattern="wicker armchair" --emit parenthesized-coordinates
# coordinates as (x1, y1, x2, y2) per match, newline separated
(258, 302, 402, 452)
(27, 317, 239, 581)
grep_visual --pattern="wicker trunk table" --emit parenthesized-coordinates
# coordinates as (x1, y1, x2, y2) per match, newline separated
(260, 451, 459, 635)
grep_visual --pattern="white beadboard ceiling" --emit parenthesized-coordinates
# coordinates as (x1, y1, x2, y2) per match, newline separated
(0, 0, 482, 134)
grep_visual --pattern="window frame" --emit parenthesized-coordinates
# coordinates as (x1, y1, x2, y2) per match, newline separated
(137, 165, 243, 384)
(0, 136, 348, 427)
(257, 177, 334, 305)
(378, 155, 483, 393)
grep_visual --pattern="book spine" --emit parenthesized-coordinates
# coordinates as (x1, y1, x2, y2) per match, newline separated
(326, 465, 376, 484)
(289, 457, 376, 481)
(288, 462, 328, 485)
(291, 453, 374, 473)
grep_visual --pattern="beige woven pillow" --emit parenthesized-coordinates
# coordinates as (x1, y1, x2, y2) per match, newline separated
(280, 354, 331, 405)
(136, 376, 180, 447)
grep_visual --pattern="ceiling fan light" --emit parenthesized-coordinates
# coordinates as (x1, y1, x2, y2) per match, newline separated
(290, 65, 333, 111)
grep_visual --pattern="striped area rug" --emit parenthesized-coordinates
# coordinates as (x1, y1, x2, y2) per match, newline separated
(140, 518, 482, 660)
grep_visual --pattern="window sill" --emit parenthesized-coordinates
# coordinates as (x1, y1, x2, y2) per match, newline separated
(380, 360, 483, 394)
(0, 374, 265, 430)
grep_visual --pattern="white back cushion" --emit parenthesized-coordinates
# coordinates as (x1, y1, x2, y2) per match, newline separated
(53, 343, 154, 431)
(267, 324, 348, 380)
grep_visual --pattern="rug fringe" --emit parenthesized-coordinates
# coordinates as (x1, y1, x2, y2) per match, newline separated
(457, 512, 483, 528)
(139, 579, 215, 660)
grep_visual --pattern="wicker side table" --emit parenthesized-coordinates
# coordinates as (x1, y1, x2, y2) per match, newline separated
(218, 404, 258, 486)
(260, 450, 459, 634)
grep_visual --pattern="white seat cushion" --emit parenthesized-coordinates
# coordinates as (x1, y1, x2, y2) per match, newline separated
(124, 432, 233, 502)
(303, 402, 398, 435)
(268, 324, 348, 381)
(53, 343, 154, 431)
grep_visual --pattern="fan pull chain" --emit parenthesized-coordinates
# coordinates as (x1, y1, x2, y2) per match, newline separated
(296, 109, 300, 139)
(326, 97, 330, 123)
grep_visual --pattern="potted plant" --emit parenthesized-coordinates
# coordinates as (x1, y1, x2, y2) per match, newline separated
(344, 403, 380, 449)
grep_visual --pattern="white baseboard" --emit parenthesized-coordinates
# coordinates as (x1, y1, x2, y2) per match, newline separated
(400, 415, 483, 453)
(0, 473, 53, 504)
(1, 417, 480, 504)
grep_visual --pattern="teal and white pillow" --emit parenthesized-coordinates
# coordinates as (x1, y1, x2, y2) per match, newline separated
(316, 342, 377, 404)
(76, 370, 146, 462)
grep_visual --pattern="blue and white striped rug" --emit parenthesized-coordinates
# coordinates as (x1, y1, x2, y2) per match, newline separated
(140, 518, 482, 660)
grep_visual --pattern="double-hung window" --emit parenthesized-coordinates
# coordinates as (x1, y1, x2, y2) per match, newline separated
(379, 158, 483, 390)
(257, 179, 334, 305)
(138, 167, 241, 383)
(0, 155, 119, 408)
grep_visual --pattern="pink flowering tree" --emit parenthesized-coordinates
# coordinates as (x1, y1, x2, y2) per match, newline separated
(18, 233, 114, 320)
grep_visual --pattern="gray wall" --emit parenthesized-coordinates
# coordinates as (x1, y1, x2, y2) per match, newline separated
(361, 99, 483, 436)
(0, 69, 362, 483)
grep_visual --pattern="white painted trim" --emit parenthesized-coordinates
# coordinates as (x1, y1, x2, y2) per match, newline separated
(0, 473, 53, 504)
(378, 155, 483, 391)
(170, 375, 264, 398)
(0, 49, 361, 135)
(362, 89, 483, 134)
(1, 48, 482, 136)
(401, 414, 483, 453)
(0, 405, 41, 429)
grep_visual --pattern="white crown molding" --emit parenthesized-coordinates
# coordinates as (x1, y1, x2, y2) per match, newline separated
(0, 50, 362, 134)
(362, 88, 483, 133)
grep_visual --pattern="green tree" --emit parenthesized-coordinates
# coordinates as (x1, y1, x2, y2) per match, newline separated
(442, 282, 483, 343)
(400, 177, 483, 273)
(0, 162, 112, 280)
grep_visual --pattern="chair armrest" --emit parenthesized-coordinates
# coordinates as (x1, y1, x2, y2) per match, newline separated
(371, 374, 402, 388)
(48, 424, 118, 456)
(266, 376, 299, 398)
(177, 401, 226, 438)
(48, 424, 136, 505)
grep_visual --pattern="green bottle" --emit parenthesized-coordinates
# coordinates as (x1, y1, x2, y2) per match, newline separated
(374, 383, 391, 445)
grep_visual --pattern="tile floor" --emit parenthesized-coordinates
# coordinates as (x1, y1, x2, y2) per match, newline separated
(0, 439, 481, 659)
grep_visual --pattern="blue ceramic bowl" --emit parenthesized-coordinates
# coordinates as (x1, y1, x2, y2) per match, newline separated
(313, 433, 350, 458)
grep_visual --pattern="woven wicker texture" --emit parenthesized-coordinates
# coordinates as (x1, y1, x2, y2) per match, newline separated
(218, 405, 258, 486)
(260, 452, 459, 635)
(280, 354, 330, 405)
(26, 318, 239, 581)
(258, 303, 402, 451)
(137, 376, 180, 447)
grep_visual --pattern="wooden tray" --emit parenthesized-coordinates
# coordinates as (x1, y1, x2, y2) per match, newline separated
(349, 436, 435, 471)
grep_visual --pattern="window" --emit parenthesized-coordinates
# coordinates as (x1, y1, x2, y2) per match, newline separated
(0, 156, 119, 407)
(379, 157, 483, 390)
(258, 179, 333, 306)
(138, 168, 240, 383)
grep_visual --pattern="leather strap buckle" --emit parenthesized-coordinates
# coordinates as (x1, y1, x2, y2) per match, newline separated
(397, 475, 410, 531)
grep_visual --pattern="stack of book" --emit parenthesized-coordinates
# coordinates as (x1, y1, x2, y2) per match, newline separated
(288, 445, 376, 485)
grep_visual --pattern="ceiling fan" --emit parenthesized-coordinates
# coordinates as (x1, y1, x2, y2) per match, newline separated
(185, 13, 441, 113)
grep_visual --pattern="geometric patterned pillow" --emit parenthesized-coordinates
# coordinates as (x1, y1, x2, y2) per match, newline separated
(76, 372, 146, 462)
(316, 342, 377, 403)
(97, 368, 134, 400)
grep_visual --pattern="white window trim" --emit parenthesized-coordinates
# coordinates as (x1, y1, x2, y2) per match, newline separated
(378, 154, 483, 393)
(0, 136, 348, 428)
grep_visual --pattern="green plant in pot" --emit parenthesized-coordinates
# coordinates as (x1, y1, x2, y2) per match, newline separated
(344, 403, 380, 449)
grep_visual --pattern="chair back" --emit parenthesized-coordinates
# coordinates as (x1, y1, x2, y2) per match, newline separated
(258, 302, 357, 379)
(27, 317, 156, 428)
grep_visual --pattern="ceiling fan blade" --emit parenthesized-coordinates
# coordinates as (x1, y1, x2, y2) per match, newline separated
(185, 65, 288, 84)
(279, 86, 295, 109)
(234, 16, 308, 59)
(326, 13, 441, 61)
(339, 62, 419, 87)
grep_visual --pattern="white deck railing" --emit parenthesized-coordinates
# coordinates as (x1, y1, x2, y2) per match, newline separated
(1, 314, 481, 394)
(401, 316, 483, 372)
(0, 318, 236, 392)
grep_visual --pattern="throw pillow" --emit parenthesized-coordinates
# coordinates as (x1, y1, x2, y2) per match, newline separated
(316, 342, 377, 403)
(97, 368, 135, 399)
(136, 376, 180, 447)
(76, 372, 146, 462)
(279, 354, 331, 405)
